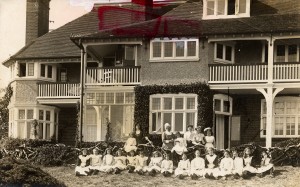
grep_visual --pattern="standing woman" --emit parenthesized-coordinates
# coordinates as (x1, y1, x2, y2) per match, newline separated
(203, 127, 215, 150)
(161, 123, 175, 152)
(134, 124, 144, 145)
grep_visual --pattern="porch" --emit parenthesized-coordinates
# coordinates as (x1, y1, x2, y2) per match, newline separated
(209, 62, 300, 83)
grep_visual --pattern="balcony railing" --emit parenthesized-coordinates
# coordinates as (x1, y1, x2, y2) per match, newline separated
(209, 63, 300, 83)
(86, 66, 141, 85)
(38, 83, 80, 98)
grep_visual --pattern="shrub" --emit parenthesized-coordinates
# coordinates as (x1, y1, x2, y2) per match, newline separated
(0, 157, 66, 187)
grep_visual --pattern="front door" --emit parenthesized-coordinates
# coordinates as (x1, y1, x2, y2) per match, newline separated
(215, 114, 230, 149)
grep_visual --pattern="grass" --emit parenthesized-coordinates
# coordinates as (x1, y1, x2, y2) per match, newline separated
(42, 165, 300, 187)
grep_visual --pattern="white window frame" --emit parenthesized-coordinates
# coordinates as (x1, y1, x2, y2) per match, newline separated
(274, 44, 300, 62)
(149, 94, 198, 134)
(214, 42, 235, 64)
(203, 0, 251, 20)
(150, 38, 199, 62)
(40, 63, 54, 79)
(261, 97, 300, 138)
(214, 94, 232, 115)
(18, 63, 35, 77)
(16, 108, 35, 139)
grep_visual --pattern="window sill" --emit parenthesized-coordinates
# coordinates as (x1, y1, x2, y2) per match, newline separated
(260, 135, 300, 138)
(213, 59, 234, 64)
(203, 14, 250, 20)
(150, 58, 200, 62)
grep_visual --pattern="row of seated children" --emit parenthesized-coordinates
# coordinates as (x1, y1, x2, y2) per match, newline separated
(75, 146, 274, 179)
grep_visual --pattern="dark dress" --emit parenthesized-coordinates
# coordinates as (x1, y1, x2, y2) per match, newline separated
(135, 130, 144, 145)
(162, 132, 175, 151)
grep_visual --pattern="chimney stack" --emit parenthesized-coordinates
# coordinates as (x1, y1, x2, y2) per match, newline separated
(26, 0, 51, 45)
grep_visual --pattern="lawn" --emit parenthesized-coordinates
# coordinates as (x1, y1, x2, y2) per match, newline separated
(43, 165, 300, 187)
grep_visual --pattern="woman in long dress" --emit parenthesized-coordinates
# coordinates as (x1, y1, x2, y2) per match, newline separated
(134, 124, 144, 145)
(203, 127, 215, 150)
(162, 123, 175, 151)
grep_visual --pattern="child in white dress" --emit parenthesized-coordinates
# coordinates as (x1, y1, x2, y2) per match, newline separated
(190, 150, 205, 180)
(135, 151, 149, 175)
(126, 150, 136, 173)
(161, 153, 174, 177)
(75, 149, 91, 176)
(232, 149, 244, 179)
(88, 148, 102, 175)
(175, 153, 190, 179)
(204, 147, 219, 179)
(101, 148, 115, 174)
(147, 151, 163, 176)
(184, 125, 195, 147)
(257, 151, 274, 178)
(203, 128, 215, 150)
(113, 149, 127, 174)
(124, 132, 138, 153)
(242, 147, 258, 179)
(218, 150, 234, 180)
(172, 132, 188, 167)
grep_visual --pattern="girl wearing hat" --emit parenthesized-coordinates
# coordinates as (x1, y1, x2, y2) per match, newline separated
(204, 127, 215, 149)
(147, 151, 163, 176)
(124, 132, 138, 153)
(161, 153, 174, 177)
(162, 123, 175, 151)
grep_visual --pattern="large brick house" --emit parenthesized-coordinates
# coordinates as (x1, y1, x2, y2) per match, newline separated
(3, 0, 300, 148)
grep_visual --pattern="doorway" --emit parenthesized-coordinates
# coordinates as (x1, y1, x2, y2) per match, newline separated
(215, 114, 230, 149)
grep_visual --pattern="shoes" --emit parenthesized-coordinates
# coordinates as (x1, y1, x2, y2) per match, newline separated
(257, 173, 263, 178)
(75, 171, 80, 176)
(191, 174, 198, 180)
(178, 174, 184, 179)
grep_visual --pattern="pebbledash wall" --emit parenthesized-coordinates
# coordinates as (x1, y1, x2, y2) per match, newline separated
(139, 39, 210, 85)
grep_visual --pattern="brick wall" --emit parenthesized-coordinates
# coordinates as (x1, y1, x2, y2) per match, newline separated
(26, 0, 50, 45)
(58, 107, 77, 146)
(15, 81, 38, 104)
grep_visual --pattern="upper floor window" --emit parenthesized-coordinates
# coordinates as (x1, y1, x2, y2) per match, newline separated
(18, 63, 34, 77)
(203, 0, 250, 19)
(274, 44, 300, 62)
(214, 43, 235, 63)
(150, 38, 199, 61)
(40, 64, 53, 78)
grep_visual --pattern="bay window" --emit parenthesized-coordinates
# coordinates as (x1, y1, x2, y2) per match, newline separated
(150, 38, 199, 61)
(203, 0, 250, 19)
(261, 97, 300, 137)
(149, 94, 198, 133)
(18, 63, 34, 77)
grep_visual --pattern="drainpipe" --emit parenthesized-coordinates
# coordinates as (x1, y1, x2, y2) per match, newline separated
(79, 40, 86, 147)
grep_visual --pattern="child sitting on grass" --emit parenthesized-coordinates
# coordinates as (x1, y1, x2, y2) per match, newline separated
(88, 148, 102, 175)
(101, 148, 115, 174)
(172, 132, 188, 167)
(174, 153, 190, 179)
(204, 147, 219, 179)
(190, 150, 205, 180)
(160, 153, 174, 177)
(242, 147, 258, 179)
(75, 149, 91, 176)
(134, 151, 148, 175)
(256, 151, 275, 178)
(232, 149, 244, 179)
(147, 151, 163, 176)
(218, 150, 234, 180)
(126, 150, 137, 173)
(113, 149, 127, 174)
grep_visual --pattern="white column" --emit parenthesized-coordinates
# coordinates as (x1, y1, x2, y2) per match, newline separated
(267, 38, 274, 84)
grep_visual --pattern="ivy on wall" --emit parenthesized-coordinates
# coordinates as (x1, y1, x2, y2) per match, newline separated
(0, 85, 13, 138)
(134, 82, 213, 135)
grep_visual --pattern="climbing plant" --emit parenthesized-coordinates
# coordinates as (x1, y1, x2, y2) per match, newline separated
(0, 85, 13, 138)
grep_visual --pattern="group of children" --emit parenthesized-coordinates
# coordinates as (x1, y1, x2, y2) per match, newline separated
(75, 146, 275, 180)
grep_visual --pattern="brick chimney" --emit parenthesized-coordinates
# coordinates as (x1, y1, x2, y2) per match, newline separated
(26, 0, 51, 45)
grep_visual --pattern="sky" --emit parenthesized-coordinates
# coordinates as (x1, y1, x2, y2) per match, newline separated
(0, 0, 89, 95)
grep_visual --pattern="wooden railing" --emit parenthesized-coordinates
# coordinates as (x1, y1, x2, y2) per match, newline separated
(209, 63, 300, 83)
(38, 83, 80, 98)
(86, 66, 141, 85)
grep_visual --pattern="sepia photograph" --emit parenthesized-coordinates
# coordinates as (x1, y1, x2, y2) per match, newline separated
(0, 0, 299, 186)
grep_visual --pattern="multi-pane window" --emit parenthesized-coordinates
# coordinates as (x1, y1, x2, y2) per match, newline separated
(19, 63, 34, 77)
(214, 43, 235, 63)
(38, 109, 52, 140)
(17, 109, 34, 139)
(149, 94, 198, 133)
(261, 98, 300, 137)
(27, 63, 34, 76)
(203, 0, 250, 19)
(86, 91, 135, 105)
(40, 64, 53, 78)
(150, 38, 199, 61)
(275, 44, 299, 62)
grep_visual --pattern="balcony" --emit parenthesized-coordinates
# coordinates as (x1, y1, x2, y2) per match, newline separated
(209, 63, 300, 84)
(38, 83, 80, 98)
(86, 66, 141, 86)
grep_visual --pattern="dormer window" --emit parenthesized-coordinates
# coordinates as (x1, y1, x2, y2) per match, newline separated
(203, 0, 250, 19)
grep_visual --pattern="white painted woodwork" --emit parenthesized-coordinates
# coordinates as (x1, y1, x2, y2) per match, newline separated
(38, 83, 80, 98)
